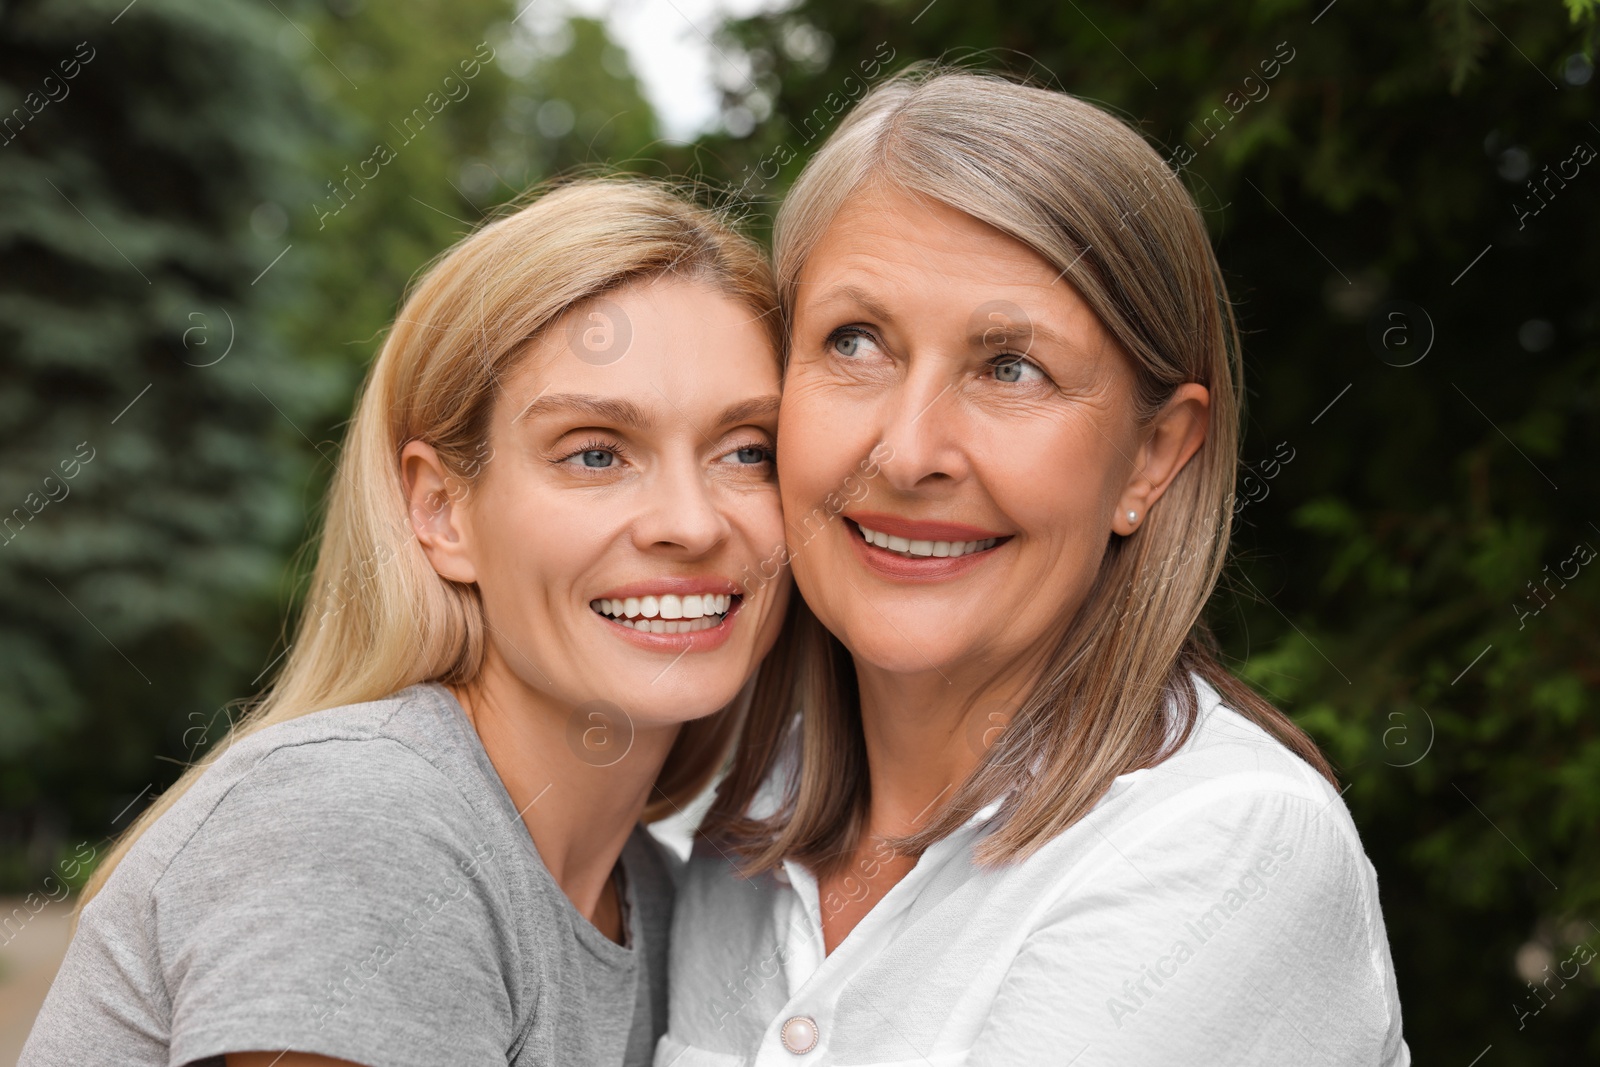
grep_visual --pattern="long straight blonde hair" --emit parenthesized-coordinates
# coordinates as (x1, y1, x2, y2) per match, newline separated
(83, 178, 781, 905)
(703, 66, 1336, 874)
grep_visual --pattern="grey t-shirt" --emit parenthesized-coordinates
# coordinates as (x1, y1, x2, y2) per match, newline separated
(22, 683, 675, 1067)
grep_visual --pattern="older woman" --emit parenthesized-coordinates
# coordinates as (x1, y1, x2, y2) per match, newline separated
(659, 69, 1408, 1066)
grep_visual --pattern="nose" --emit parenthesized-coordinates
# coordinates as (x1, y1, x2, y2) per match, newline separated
(631, 450, 731, 557)
(874, 365, 971, 493)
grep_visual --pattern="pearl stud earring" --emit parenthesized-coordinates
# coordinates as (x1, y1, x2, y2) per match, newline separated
(1127, 510, 1138, 524)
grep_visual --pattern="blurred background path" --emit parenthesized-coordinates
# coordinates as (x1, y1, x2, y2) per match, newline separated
(0, 899, 73, 1063)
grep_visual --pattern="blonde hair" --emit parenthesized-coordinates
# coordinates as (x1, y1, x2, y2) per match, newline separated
(704, 65, 1335, 873)
(83, 178, 781, 905)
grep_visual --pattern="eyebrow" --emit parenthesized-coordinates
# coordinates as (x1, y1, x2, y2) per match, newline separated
(966, 318, 1072, 354)
(713, 394, 782, 427)
(515, 393, 650, 427)
(809, 283, 898, 324)
(514, 392, 781, 432)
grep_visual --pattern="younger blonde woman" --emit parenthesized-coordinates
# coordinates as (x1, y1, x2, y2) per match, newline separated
(22, 179, 792, 1067)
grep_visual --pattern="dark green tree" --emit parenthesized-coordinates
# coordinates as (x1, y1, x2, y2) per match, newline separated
(0, 0, 340, 883)
(0, 0, 662, 894)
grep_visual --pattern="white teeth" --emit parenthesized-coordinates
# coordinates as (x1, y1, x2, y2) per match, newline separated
(627, 616, 720, 634)
(855, 523, 1000, 559)
(592, 592, 735, 627)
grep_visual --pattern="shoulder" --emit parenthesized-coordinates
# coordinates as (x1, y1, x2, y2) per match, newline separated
(1012, 678, 1399, 983)
(1104, 672, 1351, 833)
(1162, 673, 1332, 788)
(1024, 674, 1377, 918)
(145, 693, 520, 1025)
(1023, 675, 1392, 969)
(981, 696, 1405, 1067)
(143, 687, 496, 899)
(219, 688, 464, 804)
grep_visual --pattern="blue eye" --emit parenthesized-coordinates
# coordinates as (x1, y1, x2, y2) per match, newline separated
(558, 438, 628, 472)
(720, 444, 772, 466)
(991, 355, 1045, 383)
(830, 328, 880, 359)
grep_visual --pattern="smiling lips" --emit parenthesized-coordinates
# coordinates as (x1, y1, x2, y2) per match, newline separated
(587, 508, 1002, 647)
(587, 578, 746, 651)
(854, 522, 999, 558)
(589, 592, 737, 634)
(844, 511, 1010, 579)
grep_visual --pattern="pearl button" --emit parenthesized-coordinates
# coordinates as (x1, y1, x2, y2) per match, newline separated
(780, 1015, 819, 1054)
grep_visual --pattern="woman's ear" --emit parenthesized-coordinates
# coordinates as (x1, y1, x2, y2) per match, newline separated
(1115, 383, 1210, 534)
(401, 440, 477, 584)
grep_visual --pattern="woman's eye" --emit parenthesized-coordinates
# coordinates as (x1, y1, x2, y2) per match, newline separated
(829, 328, 881, 360)
(720, 444, 772, 466)
(554, 437, 628, 472)
(990, 355, 1046, 384)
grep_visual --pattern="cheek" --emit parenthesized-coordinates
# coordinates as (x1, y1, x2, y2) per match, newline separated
(777, 374, 873, 502)
(729, 482, 788, 564)
(978, 416, 1125, 544)
(469, 483, 586, 613)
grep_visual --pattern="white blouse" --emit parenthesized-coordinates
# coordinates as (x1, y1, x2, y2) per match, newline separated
(657, 674, 1409, 1066)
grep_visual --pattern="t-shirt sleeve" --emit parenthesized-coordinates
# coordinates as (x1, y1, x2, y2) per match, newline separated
(154, 737, 519, 1067)
(965, 782, 1406, 1067)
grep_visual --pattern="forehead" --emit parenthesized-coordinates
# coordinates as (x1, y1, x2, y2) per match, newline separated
(499, 275, 781, 420)
(797, 186, 1062, 297)
(793, 186, 1115, 356)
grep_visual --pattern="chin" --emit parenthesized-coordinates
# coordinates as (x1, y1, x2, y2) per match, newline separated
(838, 625, 971, 678)
(611, 660, 747, 722)
(647, 678, 743, 720)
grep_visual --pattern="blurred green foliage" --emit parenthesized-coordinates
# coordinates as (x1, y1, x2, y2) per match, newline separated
(0, 0, 342, 882)
(0, 0, 658, 874)
(1, 0, 1596, 1061)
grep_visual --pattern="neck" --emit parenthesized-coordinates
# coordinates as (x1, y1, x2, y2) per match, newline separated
(852, 660, 1035, 838)
(450, 650, 679, 929)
